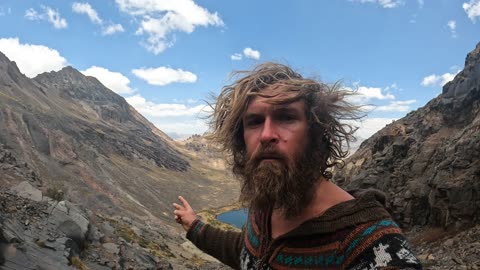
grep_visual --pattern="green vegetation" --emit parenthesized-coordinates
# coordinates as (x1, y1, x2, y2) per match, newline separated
(46, 185, 65, 201)
(114, 222, 176, 260)
(70, 256, 89, 270)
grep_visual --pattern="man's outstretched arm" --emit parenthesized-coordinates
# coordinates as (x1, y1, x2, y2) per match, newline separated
(173, 196, 243, 269)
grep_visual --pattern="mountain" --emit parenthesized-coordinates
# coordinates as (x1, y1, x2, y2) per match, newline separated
(0, 52, 238, 219)
(0, 52, 238, 268)
(334, 43, 480, 268)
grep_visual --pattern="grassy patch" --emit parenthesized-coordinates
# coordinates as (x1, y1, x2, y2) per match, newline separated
(70, 256, 89, 270)
(197, 204, 242, 232)
(114, 223, 176, 259)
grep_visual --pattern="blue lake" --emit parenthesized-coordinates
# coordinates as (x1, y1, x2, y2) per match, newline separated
(217, 208, 248, 229)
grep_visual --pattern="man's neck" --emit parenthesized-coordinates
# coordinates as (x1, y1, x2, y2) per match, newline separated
(271, 178, 354, 239)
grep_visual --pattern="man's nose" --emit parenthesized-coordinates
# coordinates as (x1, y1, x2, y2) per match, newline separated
(260, 118, 279, 145)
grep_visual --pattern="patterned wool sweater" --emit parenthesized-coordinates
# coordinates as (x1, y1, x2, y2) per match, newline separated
(187, 191, 423, 270)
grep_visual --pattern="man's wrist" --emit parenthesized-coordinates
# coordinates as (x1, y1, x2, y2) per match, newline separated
(187, 218, 206, 237)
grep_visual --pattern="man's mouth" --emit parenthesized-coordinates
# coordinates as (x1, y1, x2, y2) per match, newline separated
(257, 153, 284, 162)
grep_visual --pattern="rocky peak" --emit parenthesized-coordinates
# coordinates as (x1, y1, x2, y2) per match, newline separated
(34, 66, 125, 106)
(0, 52, 28, 86)
(442, 41, 480, 98)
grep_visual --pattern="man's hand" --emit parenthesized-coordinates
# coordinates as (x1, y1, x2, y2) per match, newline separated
(173, 196, 197, 232)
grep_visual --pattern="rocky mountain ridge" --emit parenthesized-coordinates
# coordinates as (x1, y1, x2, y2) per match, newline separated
(334, 42, 480, 269)
(0, 52, 237, 269)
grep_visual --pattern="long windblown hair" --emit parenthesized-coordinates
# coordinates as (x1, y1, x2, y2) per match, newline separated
(207, 62, 362, 179)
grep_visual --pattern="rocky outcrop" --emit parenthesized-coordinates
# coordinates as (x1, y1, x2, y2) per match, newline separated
(1, 182, 89, 269)
(1, 182, 230, 269)
(334, 43, 480, 230)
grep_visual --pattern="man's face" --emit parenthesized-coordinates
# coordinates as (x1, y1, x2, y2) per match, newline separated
(242, 95, 309, 170)
(239, 90, 319, 218)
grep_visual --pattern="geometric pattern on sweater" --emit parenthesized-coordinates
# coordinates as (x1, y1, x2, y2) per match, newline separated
(242, 215, 421, 269)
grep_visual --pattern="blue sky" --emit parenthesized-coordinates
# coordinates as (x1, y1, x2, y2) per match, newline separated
(0, 0, 479, 140)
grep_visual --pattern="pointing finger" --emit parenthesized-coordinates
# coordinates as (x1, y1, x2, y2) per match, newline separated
(178, 196, 191, 210)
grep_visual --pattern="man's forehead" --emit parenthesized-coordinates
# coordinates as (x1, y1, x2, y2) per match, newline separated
(245, 97, 304, 113)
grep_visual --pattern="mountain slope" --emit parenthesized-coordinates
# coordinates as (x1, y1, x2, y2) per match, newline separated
(334, 43, 480, 229)
(0, 52, 238, 222)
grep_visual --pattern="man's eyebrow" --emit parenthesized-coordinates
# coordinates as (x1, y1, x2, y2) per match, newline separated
(243, 112, 262, 119)
(273, 106, 302, 114)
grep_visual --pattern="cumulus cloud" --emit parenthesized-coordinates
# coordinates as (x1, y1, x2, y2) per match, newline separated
(350, 0, 404, 9)
(421, 70, 460, 87)
(231, 53, 242, 61)
(72, 2, 102, 24)
(447, 20, 457, 38)
(0, 37, 67, 77)
(25, 6, 68, 29)
(243, 47, 261, 60)
(72, 3, 124, 36)
(125, 94, 211, 137)
(132, 66, 197, 86)
(463, 0, 480, 22)
(102, 24, 125, 35)
(115, 0, 224, 54)
(347, 85, 395, 104)
(81, 66, 133, 94)
(375, 100, 416, 112)
(126, 94, 209, 117)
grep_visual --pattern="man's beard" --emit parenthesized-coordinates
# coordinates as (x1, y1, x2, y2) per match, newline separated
(238, 142, 323, 219)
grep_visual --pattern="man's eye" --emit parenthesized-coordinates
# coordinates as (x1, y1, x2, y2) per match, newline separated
(245, 118, 263, 127)
(277, 114, 296, 122)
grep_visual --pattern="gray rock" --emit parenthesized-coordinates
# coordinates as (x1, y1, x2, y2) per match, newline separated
(102, 242, 119, 254)
(10, 181, 42, 202)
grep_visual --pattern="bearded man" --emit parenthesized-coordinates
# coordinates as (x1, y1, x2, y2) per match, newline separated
(173, 63, 422, 270)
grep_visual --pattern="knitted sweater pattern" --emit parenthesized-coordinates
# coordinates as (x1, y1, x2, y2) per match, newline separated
(187, 191, 422, 270)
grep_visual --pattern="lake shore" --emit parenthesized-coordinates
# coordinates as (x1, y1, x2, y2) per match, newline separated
(198, 202, 242, 232)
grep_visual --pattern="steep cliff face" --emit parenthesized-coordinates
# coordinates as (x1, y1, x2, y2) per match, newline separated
(334, 43, 480, 229)
(0, 52, 238, 222)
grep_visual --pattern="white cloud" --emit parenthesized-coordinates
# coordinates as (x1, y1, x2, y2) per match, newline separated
(350, 117, 397, 139)
(421, 70, 460, 87)
(0, 37, 67, 78)
(72, 2, 102, 24)
(25, 8, 40, 20)
(243, 47, 261, 60)
(81, 66, 133, 94)
(71, 3, 124, 36)
(25, 6, 68, 29)
(102, 23, 125, 35)
(126, 94, 210, 117)
(231, 53, 242, 61)
(358, 86, 395, 100)
(347, 85, 395, 104)
(125, 94, 211, 136)
(132, 66, 197, 86)
(375, 100, 416, 112)
(350, 0, 404, 8)
(115, 0, 224, 54)
(447, 20, 457, 38)
(463, 0, 480, 22)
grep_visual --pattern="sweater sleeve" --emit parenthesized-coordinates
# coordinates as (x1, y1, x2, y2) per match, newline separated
(186, 219, 243, 269)
(341, 220, 423, 270)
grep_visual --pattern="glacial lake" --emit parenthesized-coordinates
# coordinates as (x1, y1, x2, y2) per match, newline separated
(217, 208, 248, 229)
